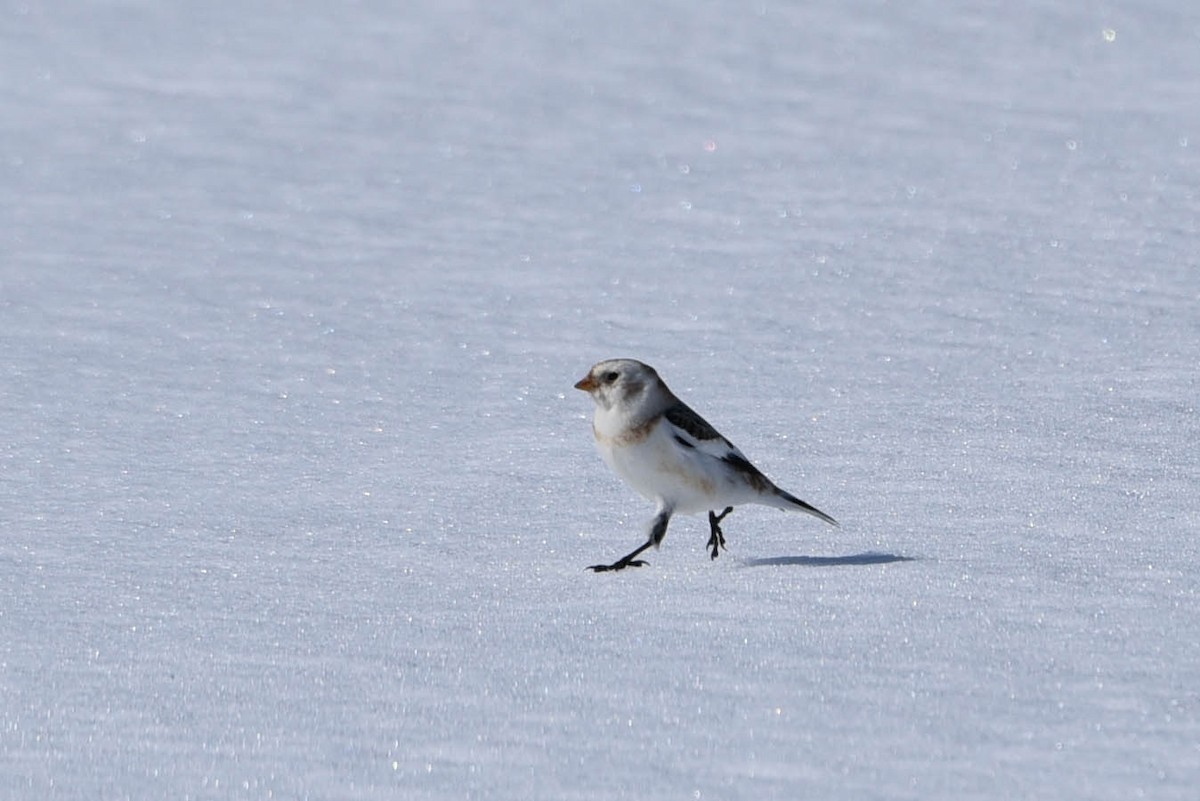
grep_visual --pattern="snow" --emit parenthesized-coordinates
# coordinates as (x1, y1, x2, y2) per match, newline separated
(2, 1, 1199, 799)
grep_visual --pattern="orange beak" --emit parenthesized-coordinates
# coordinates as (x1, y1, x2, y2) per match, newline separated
(574, 374, 597, 392)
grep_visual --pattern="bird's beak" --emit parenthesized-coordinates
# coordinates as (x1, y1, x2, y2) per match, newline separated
(574, 374, 597, 392)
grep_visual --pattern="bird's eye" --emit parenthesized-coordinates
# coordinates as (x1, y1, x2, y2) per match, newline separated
(602, 371, 619, 384)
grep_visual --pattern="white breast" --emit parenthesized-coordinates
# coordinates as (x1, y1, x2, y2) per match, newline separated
(593, 411, 760, 515)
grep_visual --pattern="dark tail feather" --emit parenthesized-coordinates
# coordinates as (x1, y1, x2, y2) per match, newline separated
(774, 488, 839, 526)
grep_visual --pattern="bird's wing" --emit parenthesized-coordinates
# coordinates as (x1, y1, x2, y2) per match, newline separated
(663, 401, 745, 460)
(663, 400, 726, 444)
(663, 401, 774, 492)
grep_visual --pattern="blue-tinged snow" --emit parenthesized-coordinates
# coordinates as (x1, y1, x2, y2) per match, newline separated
(2, 1, 1198, 799)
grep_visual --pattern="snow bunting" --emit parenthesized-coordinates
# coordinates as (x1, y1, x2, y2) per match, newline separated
(575, 358, 837, 572)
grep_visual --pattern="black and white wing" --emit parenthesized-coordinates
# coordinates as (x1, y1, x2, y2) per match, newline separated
(663, 401, 772, 489)
(663, 399, 838, 525)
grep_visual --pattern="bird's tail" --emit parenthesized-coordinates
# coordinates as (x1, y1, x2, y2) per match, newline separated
(769, 487, 839, 526)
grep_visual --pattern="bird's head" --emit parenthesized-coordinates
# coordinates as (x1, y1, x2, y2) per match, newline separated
(574, 358, 664, 414)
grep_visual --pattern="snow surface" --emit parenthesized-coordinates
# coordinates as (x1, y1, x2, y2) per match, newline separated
(3, 1, 1199, 799)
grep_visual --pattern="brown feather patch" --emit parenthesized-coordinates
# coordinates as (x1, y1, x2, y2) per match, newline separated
(594, 416, 660, 446)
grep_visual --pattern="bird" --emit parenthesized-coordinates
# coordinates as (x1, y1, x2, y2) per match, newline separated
(574, 358, 837, 572)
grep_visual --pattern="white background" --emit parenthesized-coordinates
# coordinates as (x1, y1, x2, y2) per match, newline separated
(2, 2, 1198, 798)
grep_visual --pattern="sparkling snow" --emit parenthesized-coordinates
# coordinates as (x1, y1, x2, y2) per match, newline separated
(2, 2, 1198, 799)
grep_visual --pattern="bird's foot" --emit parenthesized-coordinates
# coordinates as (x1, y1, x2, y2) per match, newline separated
(706, 532, 725, 559)
(589, 539, 655, 573)
(588, 558, 648, 573)
(707, 507, 733, 560)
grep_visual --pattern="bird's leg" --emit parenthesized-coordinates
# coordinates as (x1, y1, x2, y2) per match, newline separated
(707, 506, 734, 560)
(589, 508, 672, 573)
(588, 540, 652, 572)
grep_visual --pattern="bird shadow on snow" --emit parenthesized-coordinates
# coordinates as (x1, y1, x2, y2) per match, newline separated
(738, 552, 916, 568)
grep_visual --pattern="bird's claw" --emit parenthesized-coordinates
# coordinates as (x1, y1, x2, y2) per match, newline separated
(707, 532, 726, 560)
(707, 506, 733, 560)
(588, 559, 648, 573)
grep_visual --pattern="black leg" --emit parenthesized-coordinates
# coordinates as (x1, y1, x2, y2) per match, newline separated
(588, 540, 652, 572)
(707, 506, 733, 560)
(589, 509, 672, 572)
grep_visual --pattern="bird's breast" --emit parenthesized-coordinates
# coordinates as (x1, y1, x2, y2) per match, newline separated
(592, 412, 658, 447)
(595, 418, 726, 510)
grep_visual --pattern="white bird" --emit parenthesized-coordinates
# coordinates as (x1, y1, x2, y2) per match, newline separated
(574, 358, 837, 572)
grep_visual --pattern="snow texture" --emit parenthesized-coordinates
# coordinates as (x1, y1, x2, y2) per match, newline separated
(2, 1, 1199, 799)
